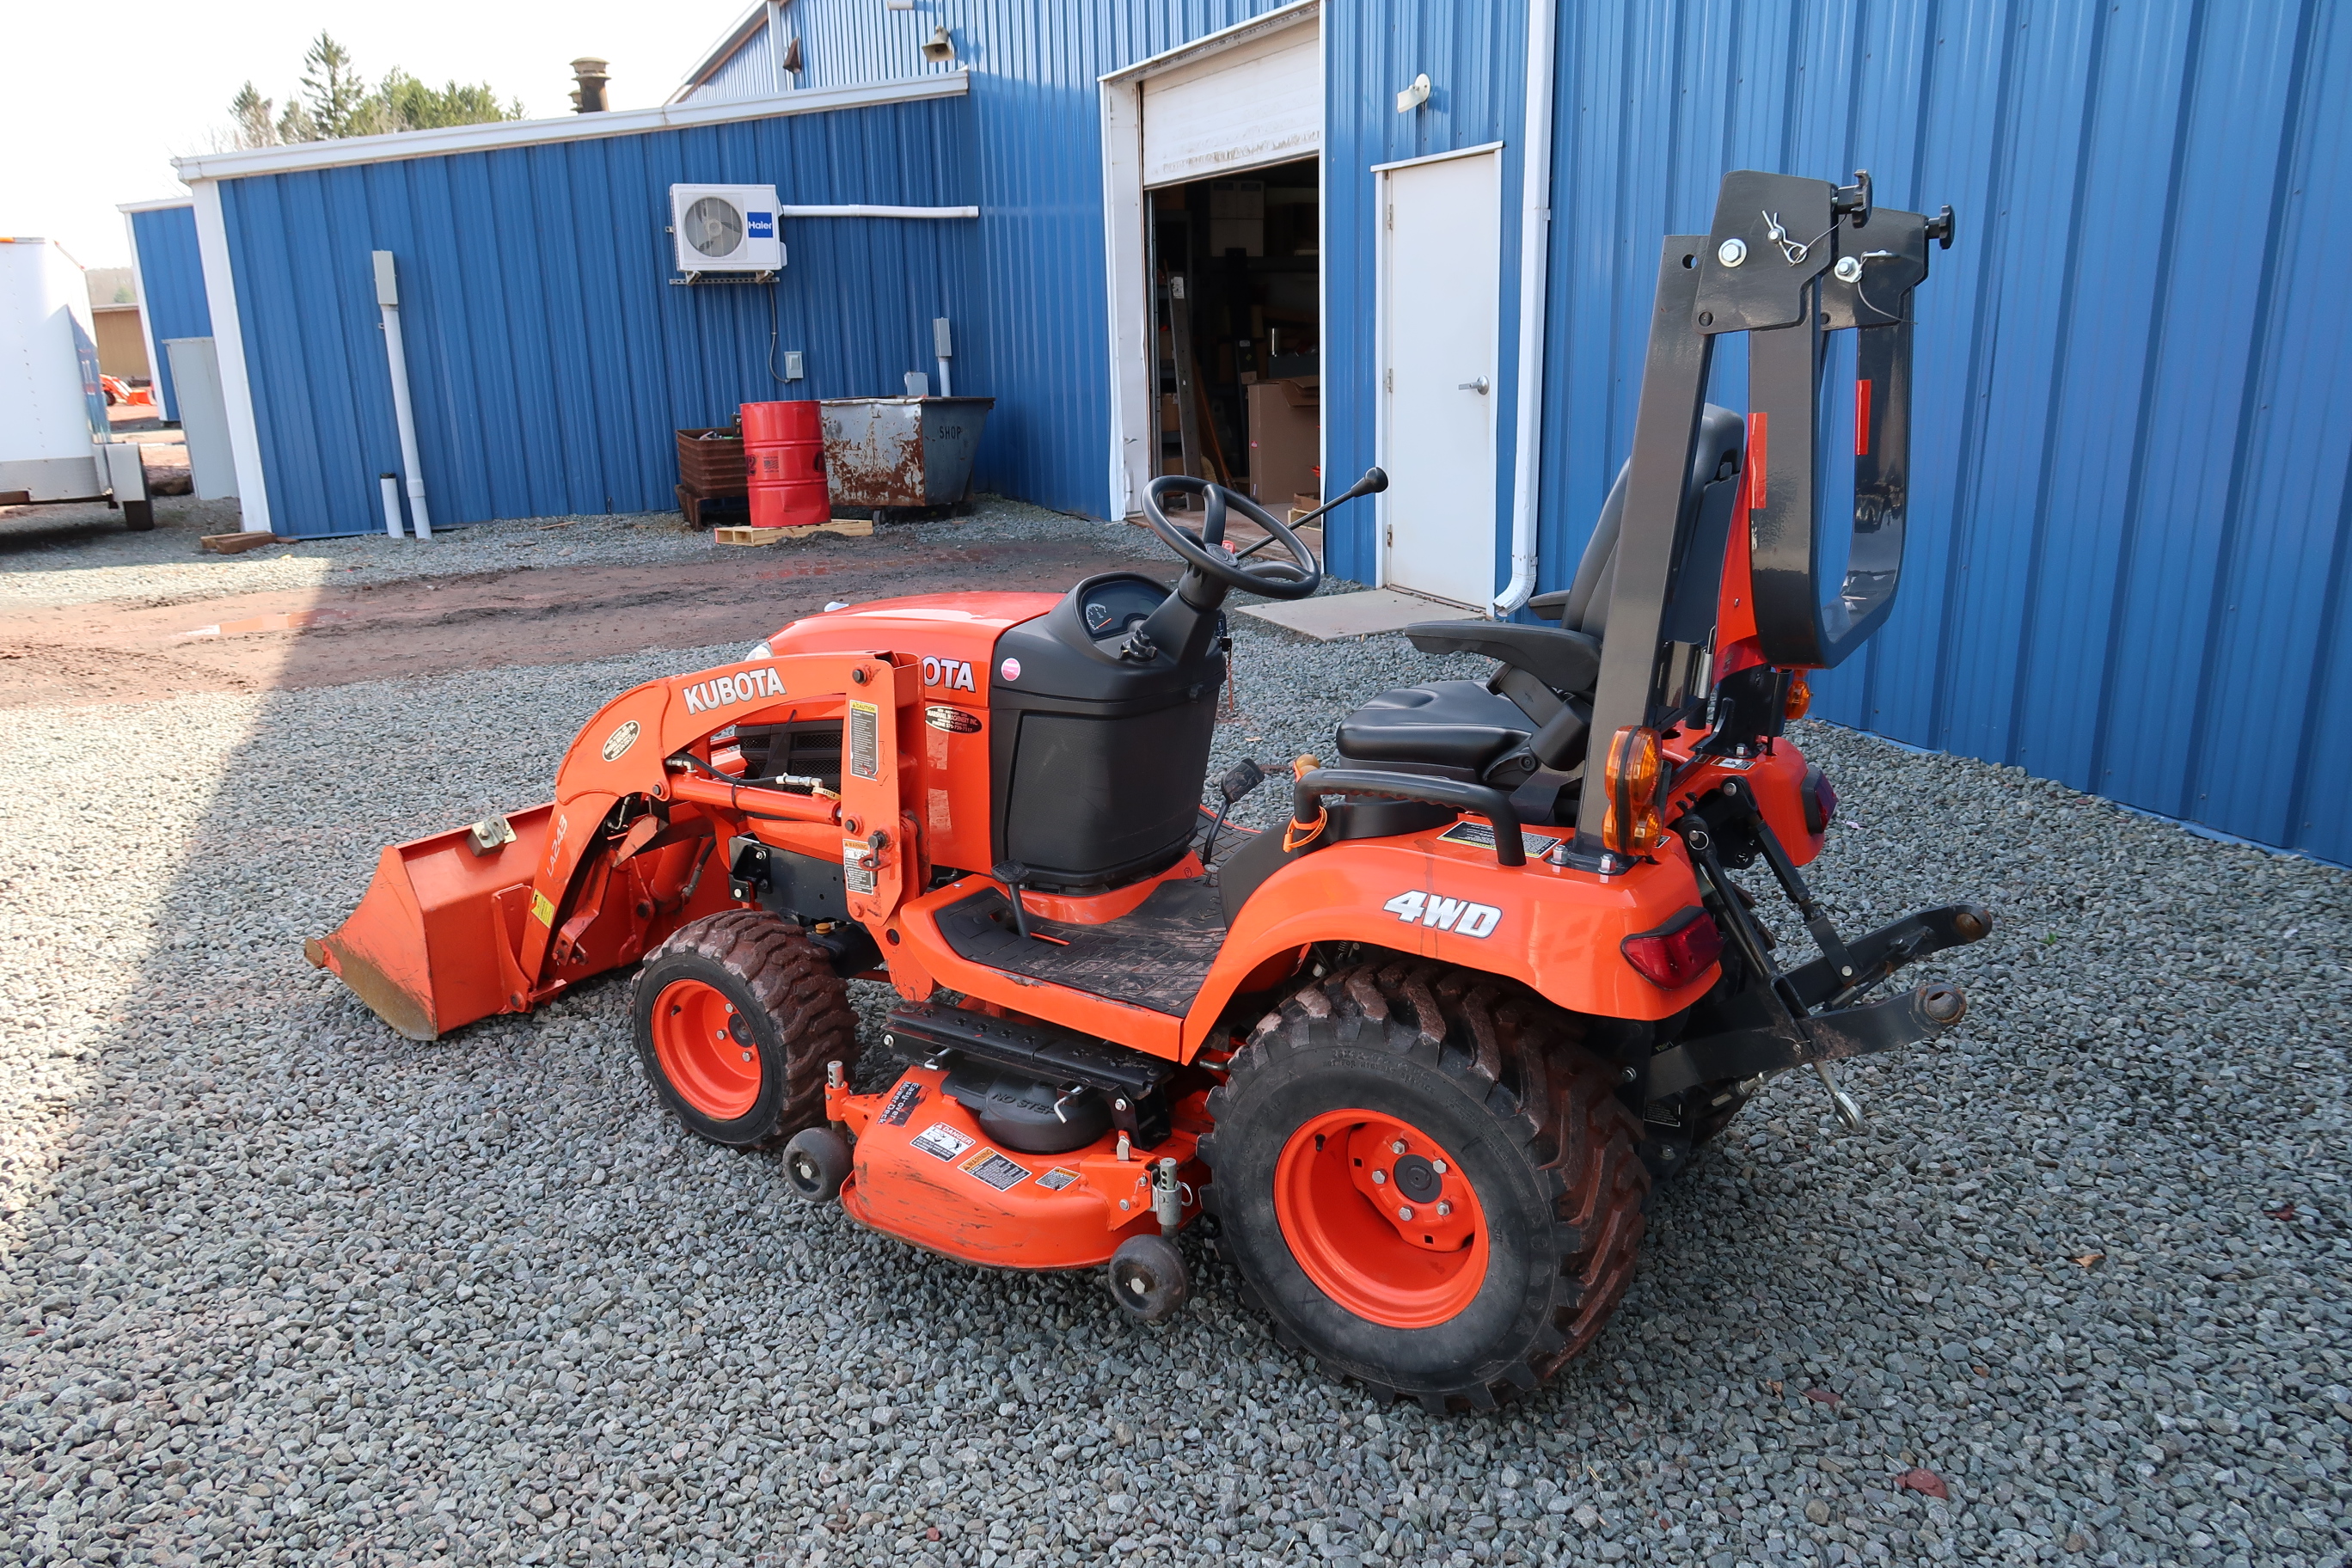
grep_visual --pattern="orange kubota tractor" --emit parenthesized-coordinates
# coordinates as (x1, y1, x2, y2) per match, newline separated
(312, 172, 1983, 1411)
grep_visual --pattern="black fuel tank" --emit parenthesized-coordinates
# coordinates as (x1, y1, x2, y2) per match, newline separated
(988, 573, 1223, 891)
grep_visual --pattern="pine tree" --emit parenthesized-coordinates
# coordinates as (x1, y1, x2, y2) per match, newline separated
(229, 82, 277, 149)
(298, 33, 373, 138)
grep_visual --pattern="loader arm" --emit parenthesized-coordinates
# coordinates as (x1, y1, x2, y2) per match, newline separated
(310, 651, 916, 1039)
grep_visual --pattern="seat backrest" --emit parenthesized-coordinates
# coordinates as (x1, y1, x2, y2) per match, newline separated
(1528, 403, 1745, 638)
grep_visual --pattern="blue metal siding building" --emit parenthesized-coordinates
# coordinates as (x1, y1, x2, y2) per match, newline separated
(216, 93, 977, 536)
(121, 202, 211, 421)
(138, 0, 2350, 865)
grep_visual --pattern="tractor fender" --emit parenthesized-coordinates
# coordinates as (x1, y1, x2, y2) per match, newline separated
(1179, 833, 1717, 1057)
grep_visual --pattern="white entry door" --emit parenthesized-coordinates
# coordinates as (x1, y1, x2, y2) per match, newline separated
(1380, 148, 1501, 607)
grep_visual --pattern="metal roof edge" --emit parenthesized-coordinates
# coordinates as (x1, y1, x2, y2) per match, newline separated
(117, 196, 194, 214)
(169, 70, 968, 183)
(1099, 0, 1320, 86)
(668, 0, 778, 105)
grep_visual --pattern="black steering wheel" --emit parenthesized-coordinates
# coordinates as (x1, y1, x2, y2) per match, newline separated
(1142, 475, 1322, 601)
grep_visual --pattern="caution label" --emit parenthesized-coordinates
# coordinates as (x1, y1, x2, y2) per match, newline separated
(959, 1148, 1032, 1192)
(848, 699, 879, 780)
(909, 1122, 974, 1161)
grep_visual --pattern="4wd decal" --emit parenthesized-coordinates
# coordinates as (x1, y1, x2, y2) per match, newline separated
(920, 656, 977, 692)
(1382, 891, 1503, 938)
(681, 666, 787, 715)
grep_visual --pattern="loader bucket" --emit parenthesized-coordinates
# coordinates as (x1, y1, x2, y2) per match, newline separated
(305, 803, 555, 1041)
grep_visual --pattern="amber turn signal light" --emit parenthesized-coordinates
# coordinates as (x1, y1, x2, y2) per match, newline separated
(1785, 672, 1812, 720)
(1600, 725, 1664, 855)
(1621, 906, 1726, 989)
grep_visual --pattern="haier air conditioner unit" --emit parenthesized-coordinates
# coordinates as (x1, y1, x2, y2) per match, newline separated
(669, 184, 782, 277)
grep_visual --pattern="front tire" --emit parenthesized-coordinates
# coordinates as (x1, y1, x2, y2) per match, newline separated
(1200, 958, 1650, 1411)
(630, 910, 856, 1148)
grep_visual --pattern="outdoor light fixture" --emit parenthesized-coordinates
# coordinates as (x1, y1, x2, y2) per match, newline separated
(922, 26, 955, 63)
(1396, 73, 1430, 113)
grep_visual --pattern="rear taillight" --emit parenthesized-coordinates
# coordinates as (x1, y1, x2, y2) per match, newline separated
(1621, 906, 1725, 989)
(1803, 763, 1837, 835)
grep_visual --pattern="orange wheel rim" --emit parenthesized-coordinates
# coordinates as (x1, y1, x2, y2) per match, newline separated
(1272, 1107, 1489, 1329)
(650, 978, 761, 1120)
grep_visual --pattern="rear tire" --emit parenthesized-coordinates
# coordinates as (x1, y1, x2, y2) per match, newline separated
(631, 910, 856, 1148)
(1200, 957, 1650, 1412)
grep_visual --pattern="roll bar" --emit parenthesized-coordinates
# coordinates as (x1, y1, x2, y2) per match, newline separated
(1571, 168, 1950, 859)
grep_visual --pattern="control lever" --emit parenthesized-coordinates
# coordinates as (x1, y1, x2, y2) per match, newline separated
(1200, 757, 1265, 867)
(990, 859, 1034, 940)
(1236, 466, 1387, 560)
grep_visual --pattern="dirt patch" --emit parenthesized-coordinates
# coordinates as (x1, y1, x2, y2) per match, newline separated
(0, 535, 1152, 708)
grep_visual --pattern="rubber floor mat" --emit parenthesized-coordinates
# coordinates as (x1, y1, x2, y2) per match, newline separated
(933, 878, 1228, 1017)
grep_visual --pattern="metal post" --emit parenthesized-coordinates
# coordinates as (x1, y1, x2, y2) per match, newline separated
(378, 472, 404, 538)
(933, 316, 953, 397)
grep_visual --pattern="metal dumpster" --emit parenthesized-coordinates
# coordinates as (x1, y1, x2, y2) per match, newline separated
(818, 395, 994, 511)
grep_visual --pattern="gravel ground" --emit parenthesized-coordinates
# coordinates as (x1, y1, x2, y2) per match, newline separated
(3, 510, 2347, 1568)
(0, 494, 1153, 610)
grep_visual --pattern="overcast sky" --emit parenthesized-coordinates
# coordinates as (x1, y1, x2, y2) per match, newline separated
(0, 1, 747, 269)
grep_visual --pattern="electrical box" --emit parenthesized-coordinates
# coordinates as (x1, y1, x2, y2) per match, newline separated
(669, 185, 783, 275)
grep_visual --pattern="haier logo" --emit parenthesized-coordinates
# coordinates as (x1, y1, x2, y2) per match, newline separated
(746, 211, 775, 239)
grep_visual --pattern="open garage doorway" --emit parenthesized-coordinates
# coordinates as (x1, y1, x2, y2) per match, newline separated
(1100, 4, 1321, 524)
(1147, 160, 1320, 516)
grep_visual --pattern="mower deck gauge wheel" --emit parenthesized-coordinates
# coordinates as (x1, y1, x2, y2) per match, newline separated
(1105, 1234, 1189, 1324)
(781, 1126, 852, 1203)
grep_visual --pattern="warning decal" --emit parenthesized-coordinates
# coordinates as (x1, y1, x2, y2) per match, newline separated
(958, 1148, 1032, 1192)
(848, 699, 880, 780)
(878, 1079, 925, 1127)
(909, 1122, 974, 1161)
(1035, 1167, 1080, 1192)
(1436, 819, 1562, 857)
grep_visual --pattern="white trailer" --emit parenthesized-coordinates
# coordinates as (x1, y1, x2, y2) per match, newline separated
(0, 236, 151, 528)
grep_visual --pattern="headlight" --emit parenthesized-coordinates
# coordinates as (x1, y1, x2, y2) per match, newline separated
(745, 640, 772, 659)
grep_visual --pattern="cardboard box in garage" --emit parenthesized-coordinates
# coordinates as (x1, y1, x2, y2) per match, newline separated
(1246, 380, 1320, 504)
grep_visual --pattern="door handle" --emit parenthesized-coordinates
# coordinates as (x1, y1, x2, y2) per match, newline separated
(1457, 377, 1491, 395)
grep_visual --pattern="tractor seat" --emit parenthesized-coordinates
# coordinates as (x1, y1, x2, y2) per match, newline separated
(1334, 681, 1534, 779)
(1332, 403, 1747, 792)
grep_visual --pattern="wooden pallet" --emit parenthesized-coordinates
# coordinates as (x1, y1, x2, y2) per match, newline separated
(713, 518, 876, 547)
(199, 531, 281, 554)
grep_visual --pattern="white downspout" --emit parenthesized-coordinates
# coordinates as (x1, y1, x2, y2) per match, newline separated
(1494, 0, 1559, 618)
(371, 250, 433, 540)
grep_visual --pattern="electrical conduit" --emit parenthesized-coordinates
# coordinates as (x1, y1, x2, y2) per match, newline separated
(1494, 0, 1559, 618)
(372, 250, 432, 540)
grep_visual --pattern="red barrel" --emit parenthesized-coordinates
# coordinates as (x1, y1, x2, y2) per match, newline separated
(739, 401, 828, 528)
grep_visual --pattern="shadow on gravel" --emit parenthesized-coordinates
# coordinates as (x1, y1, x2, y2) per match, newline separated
(4, 561, 2347, 1568)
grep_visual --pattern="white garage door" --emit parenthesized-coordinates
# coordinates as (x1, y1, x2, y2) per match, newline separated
(1141, 22, 1320, 187)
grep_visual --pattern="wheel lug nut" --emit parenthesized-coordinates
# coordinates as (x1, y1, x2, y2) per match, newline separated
(1436, 1200, 1452, 1217)
(1390, 1139, 1406, 1155)
(1430, 1159, 1448, 1174)
(1397, 1205, 1413, 1221)
(1370, 1169, 1387, 1185)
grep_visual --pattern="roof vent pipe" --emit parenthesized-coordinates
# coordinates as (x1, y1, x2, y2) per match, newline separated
(570, 58, 610, 113)
(1495, 0, 1559, 619)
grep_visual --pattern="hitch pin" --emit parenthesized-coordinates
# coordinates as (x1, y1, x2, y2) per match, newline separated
(1813, 1062, 1865, 1131)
